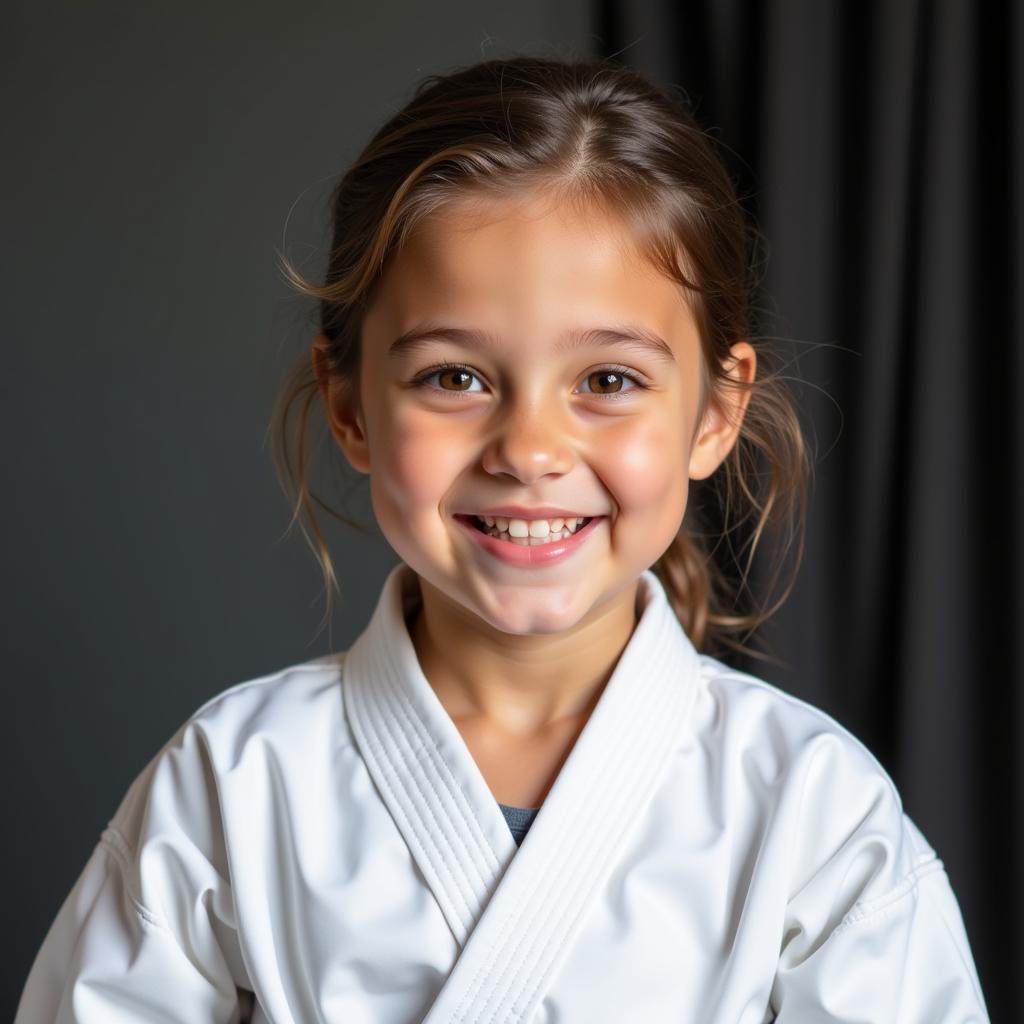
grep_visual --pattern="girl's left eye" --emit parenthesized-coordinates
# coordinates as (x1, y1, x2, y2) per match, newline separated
(410, 363, 649, 398)
(577, 366, 647, 396)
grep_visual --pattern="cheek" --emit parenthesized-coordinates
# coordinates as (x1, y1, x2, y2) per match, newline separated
(369, 407, 468, 514)
(596, 417, 690, 523)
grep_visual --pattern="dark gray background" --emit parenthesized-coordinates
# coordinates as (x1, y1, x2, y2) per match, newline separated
(2, 2, 593, 1013)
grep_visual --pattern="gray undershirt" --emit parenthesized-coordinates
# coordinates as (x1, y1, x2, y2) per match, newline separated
(498, 803, 540, 846)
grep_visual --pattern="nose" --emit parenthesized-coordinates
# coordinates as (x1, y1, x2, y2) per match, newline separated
(480, 401, 575, 483)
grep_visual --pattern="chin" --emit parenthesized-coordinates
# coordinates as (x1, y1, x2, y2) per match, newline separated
(472, 589, 587, 637)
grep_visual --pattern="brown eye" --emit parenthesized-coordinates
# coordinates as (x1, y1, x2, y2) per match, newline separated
(411, 364, 484, 396)
(436, 368, 475, 391)
(586, 370, 625, 394)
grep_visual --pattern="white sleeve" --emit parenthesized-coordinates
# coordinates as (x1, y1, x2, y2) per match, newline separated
(15, 723, 252, 1023)
(770, 796, 990, 1021)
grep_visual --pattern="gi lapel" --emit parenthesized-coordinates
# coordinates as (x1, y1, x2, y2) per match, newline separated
(344, 564, 700, 1024)
(345, 564, 518, 947)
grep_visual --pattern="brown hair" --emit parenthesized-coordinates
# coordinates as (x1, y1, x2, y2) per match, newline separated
(271, 55, 810, 664)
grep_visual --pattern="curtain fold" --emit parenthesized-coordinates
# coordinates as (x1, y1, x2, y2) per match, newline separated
(598, 1, 1019, 1017)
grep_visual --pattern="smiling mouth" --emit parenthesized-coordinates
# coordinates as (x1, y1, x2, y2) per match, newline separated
(460, 514, 594, 546)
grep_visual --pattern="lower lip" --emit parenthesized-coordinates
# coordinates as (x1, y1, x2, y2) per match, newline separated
(455, 515, 604, 567)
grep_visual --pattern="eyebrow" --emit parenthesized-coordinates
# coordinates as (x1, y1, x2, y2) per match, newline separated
(386, 323, 676, 364)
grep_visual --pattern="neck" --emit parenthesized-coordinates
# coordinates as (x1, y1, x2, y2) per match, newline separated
(408, 575, 641, 738)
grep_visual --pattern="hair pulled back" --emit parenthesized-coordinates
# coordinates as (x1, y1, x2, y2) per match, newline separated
(272, 54, 809, 663)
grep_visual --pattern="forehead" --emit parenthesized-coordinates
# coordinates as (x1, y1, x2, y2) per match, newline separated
(364, 191, 696, 350)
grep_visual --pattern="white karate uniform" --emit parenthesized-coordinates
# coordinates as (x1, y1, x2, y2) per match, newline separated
(16, 563, 990, 1022)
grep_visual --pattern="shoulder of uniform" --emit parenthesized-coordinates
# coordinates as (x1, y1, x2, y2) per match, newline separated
(106, 651, 352, 852)
(186, 650, 346, 723)
(692, 653, 904, 813)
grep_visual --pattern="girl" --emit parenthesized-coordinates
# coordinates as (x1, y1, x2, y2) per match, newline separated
(17, 56, 988, 1023)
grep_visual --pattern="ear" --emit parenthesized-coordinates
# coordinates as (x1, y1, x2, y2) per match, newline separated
(688, 342, 757, 481)
(311, 333, 371, 475)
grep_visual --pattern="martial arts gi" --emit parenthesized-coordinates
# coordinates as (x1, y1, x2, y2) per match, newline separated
(16, 562, 990, 1022)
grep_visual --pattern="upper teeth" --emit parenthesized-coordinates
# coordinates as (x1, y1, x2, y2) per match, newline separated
(479, 516, 586, 537)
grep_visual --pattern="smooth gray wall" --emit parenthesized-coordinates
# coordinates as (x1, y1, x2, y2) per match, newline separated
(2, 2, 596, 1011)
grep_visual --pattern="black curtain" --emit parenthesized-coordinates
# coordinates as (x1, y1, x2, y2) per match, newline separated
(598, 1, 1020, 1018)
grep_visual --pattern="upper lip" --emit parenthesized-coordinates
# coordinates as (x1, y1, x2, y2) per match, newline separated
(459, 507, 599, 520)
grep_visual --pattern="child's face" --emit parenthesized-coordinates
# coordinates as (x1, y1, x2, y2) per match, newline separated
(316, 190, 752, 637)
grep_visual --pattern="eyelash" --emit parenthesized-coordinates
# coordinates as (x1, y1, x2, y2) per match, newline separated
(409, 362, 650, 400)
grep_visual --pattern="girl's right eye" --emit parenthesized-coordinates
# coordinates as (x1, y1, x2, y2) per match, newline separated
(410, 363, 484, 395)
